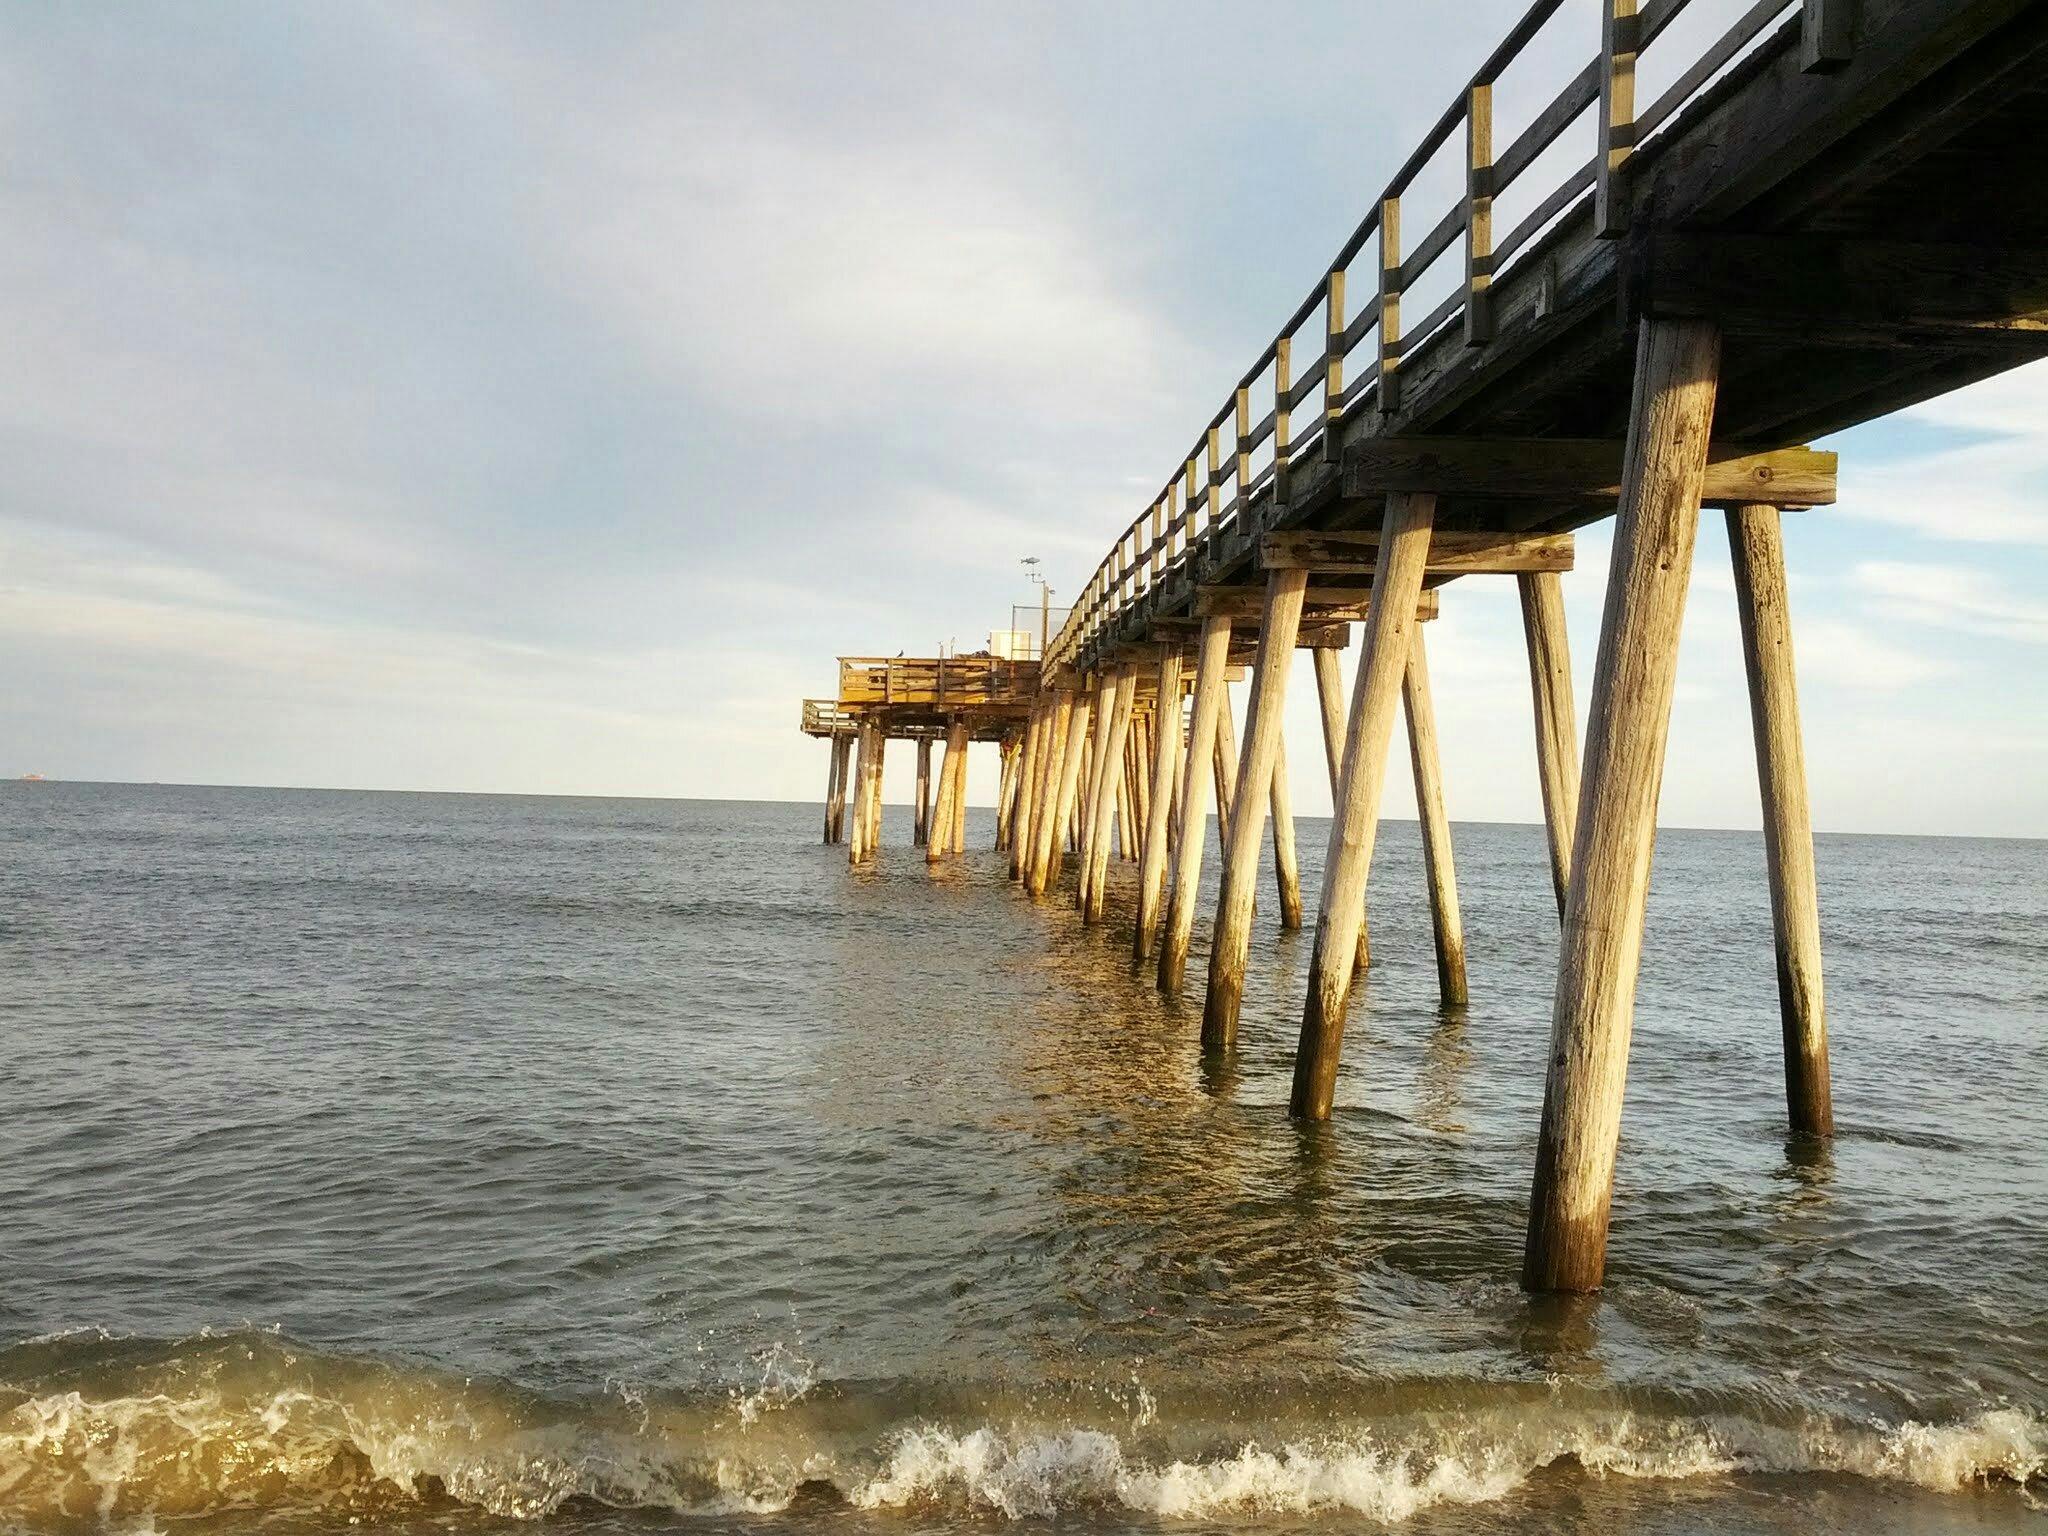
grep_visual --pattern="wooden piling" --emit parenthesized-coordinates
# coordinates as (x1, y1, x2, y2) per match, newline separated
(1041, 692, 1094, 894)
(949, 722, 969, 852)
(1011, 705, 1047, 880)
(915, 738, 934, 848)
(1270, 731, 1303, 930)
(1291, 491, 1437, 1118)
(1524, 316, 1721, 1293)
(1129, 716, 1153, 861)
(1083, 668, 1138, 922)
(1312, 649, 1345, 790)
(825, 732, 852, 845)
(1134, 646, 1184, 959)
(1168, 703, 1186, 853)
(847, 723, 865, 863)
(1212, 693, 1238, 847)
(1159, 616, 1233, 994)
(1727, 504, 1833, 1138)
(850, 719, 885, 865)
(927, 725, 956, 862)
(1519, 571, 1580, 916)
(1027, 692, 1075, 894)
(1202, 568, 1309, 1052)
(1079, 680, 1118, 900)
(1003, 730, 1027, 849)
(1403, 629, 1468, 1006)
(1313, 646, 1370, 969)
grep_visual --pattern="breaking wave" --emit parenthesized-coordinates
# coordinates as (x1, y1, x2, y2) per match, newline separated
(1, 1331, 2040, 1526)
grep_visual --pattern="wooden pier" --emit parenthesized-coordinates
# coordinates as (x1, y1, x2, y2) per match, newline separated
(800, 0, 2048, 1292)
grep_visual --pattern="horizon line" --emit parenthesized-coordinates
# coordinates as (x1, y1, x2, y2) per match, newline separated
(8, 777, 2042, 843)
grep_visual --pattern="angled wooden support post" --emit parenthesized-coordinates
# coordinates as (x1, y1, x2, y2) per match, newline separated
(1524, 316, 1721, 1293)
(1113, 725, 1135, 864)
(1168, 706, 1186, 855)
(1027, 693, 1075, 894)
(1403, 629, 1467, 1006)
(1312, 646, 1370, 969)
(1312, 648, 1345, 790)
(1078, 678, 1119, 904)
(825, 732, 852, 845)
(1290, 491, 1437, 1119)
(1728, 505, 1833, 1139)
(1072, 732, 1093, 860)
(1212, 692, 1238, 849)
(1129, 716, 1153, 862)
(1134, 647, 1184, 960)
(914, 738, 934, 848)
(1010, 705, 1047, 880)
(1519, 571, 1580, 917)
(1202, 568, 1309, 1052)
(995, 730, 1022, 851)
(1269, 730, 1303, 931)
(1084, 668, 1139, 923)
(1042, 692, 1095, 894)
(1159, 617, 1233, 994)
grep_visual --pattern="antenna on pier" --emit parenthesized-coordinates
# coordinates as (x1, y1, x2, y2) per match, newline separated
(1022, 557, 1050, 660)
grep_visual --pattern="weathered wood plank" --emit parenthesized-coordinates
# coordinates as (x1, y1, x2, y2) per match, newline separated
(1193, 587, 1442, 622)
(1343, 437, 1836, 506)
(1262, 529, 1575, 575)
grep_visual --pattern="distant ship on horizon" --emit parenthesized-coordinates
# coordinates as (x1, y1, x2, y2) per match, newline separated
(18, 772, 47, 782)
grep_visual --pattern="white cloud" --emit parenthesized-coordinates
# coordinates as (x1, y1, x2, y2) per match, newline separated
(514, 62, 1181, 428)
(1838, 360, 2048, 546)
(1792, 617, 1954, 690)
(1852, 560, 2048, 646)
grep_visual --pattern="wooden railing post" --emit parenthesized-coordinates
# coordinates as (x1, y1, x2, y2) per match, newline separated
(1233, 387, 1252, 529)
(1273, 336, 1293, 507)
(1466, 82, 1495, 345)
(1596, 0, 1639, 239)
(1323, 270, 1345, 458)
(1206, 424, 1223, 546)
(1379, 197, 1403, 411)
(1801, 0, 1852, 73)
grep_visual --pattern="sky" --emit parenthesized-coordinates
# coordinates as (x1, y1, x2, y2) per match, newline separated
(4, 1, 2045, 836)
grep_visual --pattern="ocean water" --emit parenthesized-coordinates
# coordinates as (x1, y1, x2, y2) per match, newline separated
(1, 781, 2043, 1535)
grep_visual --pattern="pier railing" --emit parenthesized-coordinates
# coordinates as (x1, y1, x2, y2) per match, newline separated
(801, 700, 855, 735)
(1045, 0, 1840, 672)
(837, 655, 1043, 709)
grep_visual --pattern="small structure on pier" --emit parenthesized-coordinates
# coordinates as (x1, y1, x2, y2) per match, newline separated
(804, 650, 1040, 861)
(800, 0, 2048, 1295)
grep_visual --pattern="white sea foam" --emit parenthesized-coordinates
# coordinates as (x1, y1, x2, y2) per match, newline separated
(1, 1369, 2041, 1525)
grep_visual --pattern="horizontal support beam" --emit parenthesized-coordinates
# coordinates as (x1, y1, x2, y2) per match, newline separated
(1633, 232, 2048, 345)
(1261, 529, 1575, 576)
(1190, 585, 1441, 623)
(1145, 619, 1353, 651)
(1343, 436, 1836, 507)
